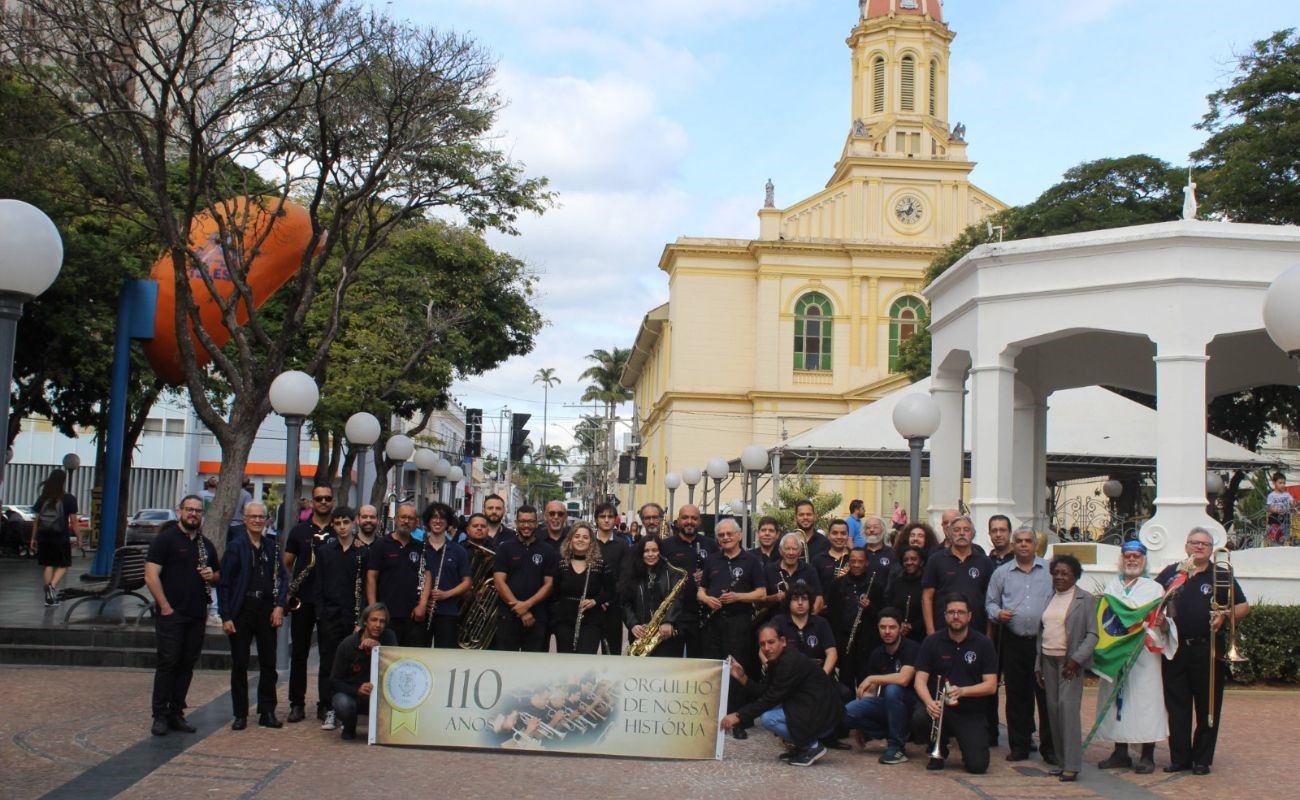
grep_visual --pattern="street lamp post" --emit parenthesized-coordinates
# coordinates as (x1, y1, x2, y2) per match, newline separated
(0, 200, 64, 505)
(706, 457, 729, 523)
(446, 465, 465, 514)
(664, 472, 681, 521)
(344, 412, 380, 509)
(413, 448, 438, 506)
(1102, 478, 1124, 539)
(384, 434, 414, 528)
(432, 457, 451, 504)
(269, 370, 319, 672)
(740, 444, 768, 549)
(682, 466, 701, 507)
(892, 393, 941, 526)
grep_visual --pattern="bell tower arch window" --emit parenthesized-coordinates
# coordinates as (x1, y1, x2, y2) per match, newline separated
(872, 57, 885, 114)
(794, 292, 834, 372)
(888, 296, 928, 372)
(900, 55, 916, 112)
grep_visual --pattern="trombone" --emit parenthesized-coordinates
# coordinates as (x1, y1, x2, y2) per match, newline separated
(1208, 548, 1247, 727)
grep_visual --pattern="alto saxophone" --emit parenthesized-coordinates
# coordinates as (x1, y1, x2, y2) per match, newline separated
(629, 562, 688, 657)
(286, 531, 324, 612)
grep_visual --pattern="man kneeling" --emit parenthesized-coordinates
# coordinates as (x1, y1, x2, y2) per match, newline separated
(330, 602, 397, 740)
(721, 623, 843, 766)
(843, 607, 918, 764)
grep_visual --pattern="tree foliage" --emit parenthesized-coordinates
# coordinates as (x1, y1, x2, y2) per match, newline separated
(760, 462, 843, 533)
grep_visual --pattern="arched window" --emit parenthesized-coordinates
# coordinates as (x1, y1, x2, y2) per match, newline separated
(794, 292, 834, 371)
(872, 57, 885, 114)
(900, 55, 915, 112)
(929, 59, 938, 116)
(888, 296, 928, 372)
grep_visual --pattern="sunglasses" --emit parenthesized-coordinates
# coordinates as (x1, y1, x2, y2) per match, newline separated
(313, 495, 334, 502)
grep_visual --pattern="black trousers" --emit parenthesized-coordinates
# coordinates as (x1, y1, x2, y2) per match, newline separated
(493, 613, 548, 652)
(389, 617, 424, 648)
(1003, 632, 1053, 758)
(911, 705, 990, 774)
(289, 601, 324, 710)
(317, 613, 353, 711)
(228, 597, 278, 716)
(555, 616, 603, 654)
(429, 614, 459, 649)
(152, 613, 207, 718)
(1163, 641, 1226, 767)
(704, 613, 754, 714)
(680, 616, 705, 658)
(597, 604, 624, 656)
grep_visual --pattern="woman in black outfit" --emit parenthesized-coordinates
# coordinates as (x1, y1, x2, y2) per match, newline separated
(622, 537, 685, 657)
(32, 468, 82, 606)
(553, 522, 609, 654)
(885, 545, 927, 645)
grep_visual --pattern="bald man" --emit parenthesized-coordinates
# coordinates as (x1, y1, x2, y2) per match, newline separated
(660, 504, 719, 657)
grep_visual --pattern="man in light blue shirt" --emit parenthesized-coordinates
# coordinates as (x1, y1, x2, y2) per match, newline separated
(846, 499, 865, 548)
(985, 526, 1056, 765)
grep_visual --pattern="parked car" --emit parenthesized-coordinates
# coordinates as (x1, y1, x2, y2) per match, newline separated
(1, 505, 36, 556)
(124, 508, 178, 545)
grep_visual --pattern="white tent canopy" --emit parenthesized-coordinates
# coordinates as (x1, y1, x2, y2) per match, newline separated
(759, 378, 1275, 480)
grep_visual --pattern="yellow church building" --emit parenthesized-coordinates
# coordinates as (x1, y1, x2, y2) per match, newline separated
(620, 0, 1004, 515)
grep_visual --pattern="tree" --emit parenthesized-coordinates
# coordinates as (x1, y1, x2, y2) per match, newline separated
(579, 347, 632, 500)
(1194, 29, 1300, 225)
(2, 1, 551, 543)
(533, 367, 561, 458)
(760, 462, 842, 533)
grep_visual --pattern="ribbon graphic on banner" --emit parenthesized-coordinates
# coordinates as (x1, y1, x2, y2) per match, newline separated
(382, 658, 433, 734)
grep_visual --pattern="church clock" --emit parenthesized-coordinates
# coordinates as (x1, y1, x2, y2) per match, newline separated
(894, 195, 924, 226)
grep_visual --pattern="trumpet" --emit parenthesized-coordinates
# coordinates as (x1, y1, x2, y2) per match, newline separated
(1208, 547, 1247, 727)
(928, 679, 957, 759)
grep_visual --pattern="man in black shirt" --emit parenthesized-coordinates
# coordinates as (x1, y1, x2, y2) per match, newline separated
(791, 499, 830, 562)
(314, 506, 369, 731)
(143, 495, 218, 737)
(698, 518, 765, 738)
(843, 607, 919, 764)
(356, 504, 380, 547)
(921, 515, 994, 636)
(483, 493, 516, 547)
(492, 505, 557, 652)
(329, 602, 398, 740)
(541, 500, 570, 547)
(217, 501, 288, 730)
(1156, 527, 1250, 775)
(913, 594, 998, 774)
(282, 482, 334, 723)
(659, 504, 717, 657)
(592, 502, 629, 654)
(365, 504, 424, 646)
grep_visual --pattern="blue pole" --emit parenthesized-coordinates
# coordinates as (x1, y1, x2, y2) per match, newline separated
(91, 280, 157, 577)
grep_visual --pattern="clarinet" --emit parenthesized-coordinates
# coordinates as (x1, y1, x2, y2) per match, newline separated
(700, 564, 741, 628)
(843, 571, 876, 657)
(571, 562, 594, 651)
(425, 544, 448, 632)
(352, 543, 365, 626)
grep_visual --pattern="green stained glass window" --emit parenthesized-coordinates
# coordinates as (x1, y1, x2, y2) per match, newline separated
(794, 292, 833, 372)
(888, 295, 928, 372)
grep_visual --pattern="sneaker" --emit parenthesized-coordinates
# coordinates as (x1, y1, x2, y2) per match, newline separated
(321, 710, 337, 731)
(879, 749, 908, 765)
(43, 586, 54, 607)
(788, 743, 827, 767)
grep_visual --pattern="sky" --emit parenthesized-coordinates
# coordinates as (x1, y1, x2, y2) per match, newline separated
(379, 0, 1298, 456)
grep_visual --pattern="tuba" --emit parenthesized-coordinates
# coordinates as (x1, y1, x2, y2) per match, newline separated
(1208, 547, 1247, 727)
(629, 562, 688, 657)
(458, 540, 501, 649)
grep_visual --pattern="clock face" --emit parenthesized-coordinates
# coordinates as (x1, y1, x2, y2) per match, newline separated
(894, 195, 923, 225)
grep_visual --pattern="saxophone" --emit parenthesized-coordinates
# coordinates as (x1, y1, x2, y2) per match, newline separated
(629, 562, 688, 657)
(285, 532, 324, 612)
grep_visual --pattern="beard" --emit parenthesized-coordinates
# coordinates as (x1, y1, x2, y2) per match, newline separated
(865, 534, 883, 546)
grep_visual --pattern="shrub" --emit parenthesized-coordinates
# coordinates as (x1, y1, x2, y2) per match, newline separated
(1228, 604, 1300, 684)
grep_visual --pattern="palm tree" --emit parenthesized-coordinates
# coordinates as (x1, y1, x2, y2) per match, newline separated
(579, 348, 633, 500)
(533, 367, 561, 458)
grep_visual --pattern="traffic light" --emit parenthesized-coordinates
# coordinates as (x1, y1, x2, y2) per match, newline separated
(465, 408, 483, 457)
(509, 412, 531, 461)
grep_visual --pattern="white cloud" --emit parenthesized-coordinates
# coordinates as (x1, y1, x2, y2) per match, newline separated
(438, 0, 805, 34)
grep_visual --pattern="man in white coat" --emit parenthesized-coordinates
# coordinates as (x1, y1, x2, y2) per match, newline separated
(1094, 540, 1177, 774)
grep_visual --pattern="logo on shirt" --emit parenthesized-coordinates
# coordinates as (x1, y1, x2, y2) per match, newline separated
(968, 567, 980, 580)
(1200, 583, 1212, 596)
(807, 635, 819, 647)
(532, 553, 544, 565)
(409, 551, 419, 564)
(731, 567, 744, 579)
(964, 650, 977, 664)
(879, 557, 892, 567)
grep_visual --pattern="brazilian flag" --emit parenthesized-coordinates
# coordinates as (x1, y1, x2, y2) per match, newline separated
(1092, 594, 1162, 681)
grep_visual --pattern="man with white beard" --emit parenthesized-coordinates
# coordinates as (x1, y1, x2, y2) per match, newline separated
(1094, 541, 1177, 775)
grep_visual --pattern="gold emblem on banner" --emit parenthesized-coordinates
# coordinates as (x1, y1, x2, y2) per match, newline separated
(382, 658, 433, 734)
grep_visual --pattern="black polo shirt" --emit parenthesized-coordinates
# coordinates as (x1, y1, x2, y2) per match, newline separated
(812, 551, 851, 595)
(493, 535, 559, 618)
(766, 562, 824, 602)
(286, 517, 332, 603)
(866, 546, 900, 582)
(366, 534, 423, 618)
(865, 637, 921, 678)
(489, 526, 518, 549)
(915, 629, 997, 713)
(837, 572, 877, 630)
(1155, 563, 1247, 642)
(660, 533, 719, 617)
(423, 539, 472, 617)
(989, 548, 1015, 570)
(700, 549, 764, 617)
(145, 523, 217, 620)
(315, 538, 368, 621)
(922, 547, 995, 630)
(792, 530, 831, 563)
(752, 546, 780, 567)
(772, 613, 837, 662)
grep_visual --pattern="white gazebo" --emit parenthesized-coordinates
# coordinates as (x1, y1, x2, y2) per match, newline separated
(926, 219, 1300, 567)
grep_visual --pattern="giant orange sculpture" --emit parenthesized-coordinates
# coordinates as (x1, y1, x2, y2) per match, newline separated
(145, 197, 318, 385)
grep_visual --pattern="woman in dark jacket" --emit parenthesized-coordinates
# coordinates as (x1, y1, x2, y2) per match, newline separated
(622, 537, 684, 657)
(1035, 554, 1099, 783)
(553, 522, 610, 654)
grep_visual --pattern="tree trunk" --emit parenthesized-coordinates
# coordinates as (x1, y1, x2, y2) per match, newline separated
(338, 447, 356, 507)
(205, 407, 263, 556)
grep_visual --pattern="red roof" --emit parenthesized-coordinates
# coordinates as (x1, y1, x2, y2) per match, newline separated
(863, 0, 943, 22)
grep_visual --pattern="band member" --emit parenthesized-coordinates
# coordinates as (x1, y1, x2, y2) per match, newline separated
(771, 582, 838, 675)
(365, 503, 424, 646)
(894, 521, 938, 561)
(622, 538, 685, 657)
(637, 502, 665, 540)
(542, 500, 570, 547)
(835, 549, 875, 687)
(483, 493, 515, 547)
(355, 504, 380, 547)
(329, 602, 397, 740)
(314, 506, 368, 731)
(722, 624, 844, 767)
(987, 515, 1014, 569)
(985, 525, 1056, 763)
(698, 518, 765, 738)
(660, 504, 718, 657)
(938, 508, 960, 546)
(887, 546, 926, 645)
(843, 607, 919, 765)
(462, 512, 492, 549)
(790, 499, 830, 562)
(853, 518, 893, 663)
(416, 502, 472, 648)
(763, 533, 824, 623)
(217, 501, 288, 730)
(492, 505, 557, 652)
(282, 482, 334, 723)
(554, 522, 609, 654)
(143, 495, 218, 736)
(752, 516, 781, 566)
(1095, 541, 1175, 774)
(913, 594, 997, 774)
(592, 502, 629, 655)
(1035, 554, 1098, 783)
(921, 515, 994, 637)
(812, 521, 852, 615)
(1156, 527, 1249, 775)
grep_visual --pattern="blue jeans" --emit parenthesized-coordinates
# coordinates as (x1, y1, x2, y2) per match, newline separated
(759, 706, 831, 750)
(843, 683, 915, 752)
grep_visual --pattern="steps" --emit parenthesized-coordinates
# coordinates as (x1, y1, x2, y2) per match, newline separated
(0, 623, 232, 670)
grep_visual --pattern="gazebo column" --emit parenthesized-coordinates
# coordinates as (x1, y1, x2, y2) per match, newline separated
(968, 348, 1019, 547)
(1012, 381, 1044, 526)
(1031, 397, 1049, 530)
(927, 373, 966, 527)
(1141, 341, 1222, 562)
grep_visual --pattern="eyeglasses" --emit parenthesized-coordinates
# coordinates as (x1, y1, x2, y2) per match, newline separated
(1187, 540, 1213, 548)
(246, 514, 268, 520)
(545, 511, 567, 516)
(313, 495, 334, 502)
(596, 513, 617, 519)
(944, 610, 970, 617)
(641, 515, 662, 522)
(180, 507, 203, 514)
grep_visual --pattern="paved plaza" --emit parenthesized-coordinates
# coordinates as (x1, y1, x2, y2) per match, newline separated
(2, 661, 1291, 800)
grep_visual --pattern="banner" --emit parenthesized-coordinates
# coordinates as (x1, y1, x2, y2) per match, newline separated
(369, 647, 728, 760)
